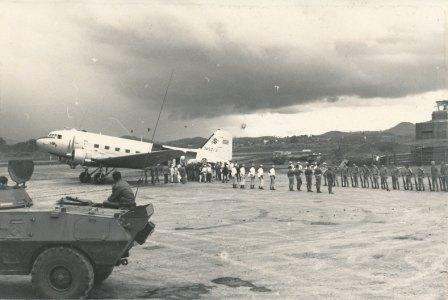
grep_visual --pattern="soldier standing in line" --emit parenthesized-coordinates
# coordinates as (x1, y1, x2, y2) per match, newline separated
(295, 162, 303, 191)
(249, 164, 256, 189)
(304, 163, 313, 192)
(416, 166, 425, 191)
(371, 164, 380, 189)
(341, 164, 348, 187)
(391, 164, 400, 190)
(379, 165, 389, 191)
(430, 161, 439, 191)
(404, 164, 413, 190)
(314, 164, 323, 193)
(239, 164, 246, 189)
(439, 162, 447, 191)
(324, 166, 335, 194)
(444, 163, 448, 192)
(362, 165, 370, 188)
(269, 165, 276, 190)
(352, 164, 360, 187)
(287, 164, 295, 191)
(257, 164, 264, 189)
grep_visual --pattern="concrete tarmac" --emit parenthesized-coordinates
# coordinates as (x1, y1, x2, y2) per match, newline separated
(0, 165, 446, 299)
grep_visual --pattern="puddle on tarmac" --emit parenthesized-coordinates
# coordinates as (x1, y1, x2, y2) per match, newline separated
(143, 245, 164, 251)
(310, 221, 339, 226)
(139, 284, 213, 299)
(211, 277, 271, 293)
(393, 235, 424, 241)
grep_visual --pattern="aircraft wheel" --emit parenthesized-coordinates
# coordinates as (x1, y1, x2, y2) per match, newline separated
(79, 171, 91, 183)
(93, 173, 105, 184)
(31, 247, 94, 298)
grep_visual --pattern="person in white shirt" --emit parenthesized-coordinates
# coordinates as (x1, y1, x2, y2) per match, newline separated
(231, 165, 238, 188)
(249, 164, 256, 189)
(257, 165, 264, 189)
(269, 165, 276, 190)
(239, 165, 246, 189)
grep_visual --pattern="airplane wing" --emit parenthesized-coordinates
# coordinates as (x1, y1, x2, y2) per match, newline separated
(92, 149, 186, 169)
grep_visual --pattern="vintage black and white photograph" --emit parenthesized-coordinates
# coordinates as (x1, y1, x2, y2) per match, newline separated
(0, 1, 446, 299)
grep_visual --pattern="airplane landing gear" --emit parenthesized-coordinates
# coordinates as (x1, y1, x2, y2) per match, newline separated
(79, 167, 114, 184)
(93, 172, 106, 184)
(79, 170, 91, 183)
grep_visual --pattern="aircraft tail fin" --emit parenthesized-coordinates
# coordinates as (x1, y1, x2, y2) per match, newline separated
(201, 129, 233, 162)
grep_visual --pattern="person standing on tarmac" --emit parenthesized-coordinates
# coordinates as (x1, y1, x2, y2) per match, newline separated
(416, 166, 425, 191)
(257, 164, 264, 189)
(249, 164, 256, 189)
(352, 164, 360, 187)
(295, 162, 303, 191)
(380, 165, 389, 191)
(269, 165, 276, 190)
(439, 162, 447, 191)
(304, 163, 313, 192)
(231, 164, 238, 188)
(239, 164, 246, 189)
(391, 164, 400, 190)
(362, 165, 370, 188)
(404, 164, 413, 190)
(324, 165, 335, 194)
(287, 164, 295, 191)
(314, 164, 323, 193)
(371, 164, 380, 189)
(430, 161, 439, 191)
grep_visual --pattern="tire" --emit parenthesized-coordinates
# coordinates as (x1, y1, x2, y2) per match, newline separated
(79, 172, 91, 183)
(31, 247, 94, 299)
(94, 266, 114, 285)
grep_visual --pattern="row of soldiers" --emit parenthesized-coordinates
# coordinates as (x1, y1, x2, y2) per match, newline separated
(331, 160, 448, 192)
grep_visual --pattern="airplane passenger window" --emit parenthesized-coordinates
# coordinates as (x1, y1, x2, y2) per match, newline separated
(136, 151, 140, 154)
(125, 149, 130, 153)
(57, 135, 62, 139)
(94, 144, 99, 148)
(115, 147, 120, 151)
(105, 146, 110, 150)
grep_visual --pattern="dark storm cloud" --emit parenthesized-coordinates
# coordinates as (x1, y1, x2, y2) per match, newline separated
(82, 15, 446, 120)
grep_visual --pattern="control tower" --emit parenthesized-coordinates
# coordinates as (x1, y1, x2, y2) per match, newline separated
(412, 100, 448, 165)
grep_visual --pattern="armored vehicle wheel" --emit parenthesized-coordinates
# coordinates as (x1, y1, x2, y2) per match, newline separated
(31, 247, 94, 299)
(94, 266, 114, 285)
(79, 171, 91, 183)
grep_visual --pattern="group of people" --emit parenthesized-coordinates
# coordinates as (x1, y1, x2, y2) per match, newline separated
(334, 160, 448, 192)
(145, 158, 448, 195)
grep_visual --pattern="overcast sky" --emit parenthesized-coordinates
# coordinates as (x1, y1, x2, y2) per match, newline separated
(0, 1, 446, 141)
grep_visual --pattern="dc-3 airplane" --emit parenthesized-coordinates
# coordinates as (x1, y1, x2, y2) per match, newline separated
(36, 128, 232, 183)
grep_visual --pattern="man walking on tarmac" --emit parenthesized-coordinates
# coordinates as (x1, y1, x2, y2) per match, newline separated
(257, 164, 264, 189)
(314, 164, 323, 193)
(269, 165, 276, 190)
(287, 164, 295, 191)
(295, 162, 303, 191)
(304, 163, 313, 192)
(324, 165, 335, 194)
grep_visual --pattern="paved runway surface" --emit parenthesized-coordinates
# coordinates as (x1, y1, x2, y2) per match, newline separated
(0, 165, 447, 299)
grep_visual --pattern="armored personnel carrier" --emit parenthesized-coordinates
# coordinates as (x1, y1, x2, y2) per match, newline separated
(0, 160, 155, 298)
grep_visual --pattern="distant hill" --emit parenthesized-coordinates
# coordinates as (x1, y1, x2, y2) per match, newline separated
(384, 122, 415, 137)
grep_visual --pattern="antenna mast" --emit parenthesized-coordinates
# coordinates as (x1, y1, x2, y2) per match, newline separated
(151, 69, 174, 142)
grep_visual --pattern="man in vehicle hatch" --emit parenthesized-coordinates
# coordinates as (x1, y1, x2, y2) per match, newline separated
(103, 171, 136, 208)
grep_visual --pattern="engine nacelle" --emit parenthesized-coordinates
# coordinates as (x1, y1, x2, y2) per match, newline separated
(72, 149, 91, 165)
